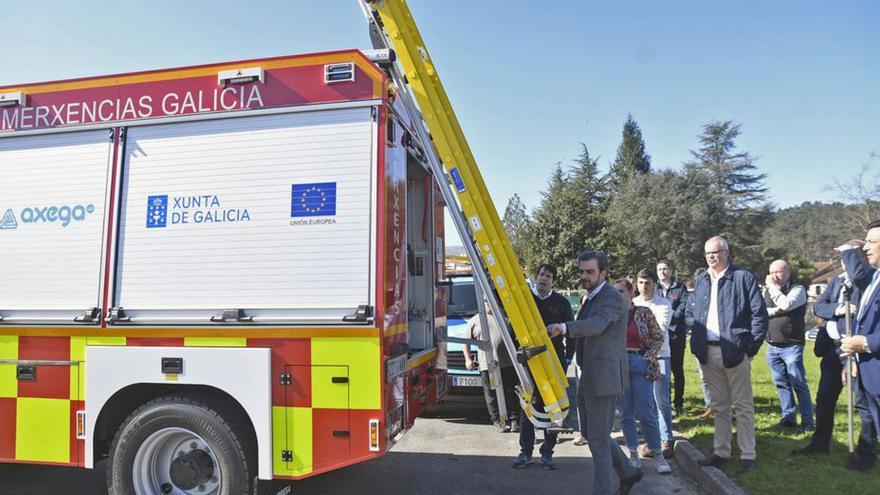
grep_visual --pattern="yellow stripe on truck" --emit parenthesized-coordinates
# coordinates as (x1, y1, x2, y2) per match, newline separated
(0, 336, 18, 398)
(184, 337, 248, 347)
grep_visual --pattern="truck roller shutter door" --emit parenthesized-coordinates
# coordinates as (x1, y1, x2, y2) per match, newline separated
(114, 108, 376, 324)
(0, 131, 111, 323)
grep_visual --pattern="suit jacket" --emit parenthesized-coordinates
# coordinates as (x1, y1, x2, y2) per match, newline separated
(841, 249, 880, 394)
(686, 263, 768, 368)
(812, 274, 861, 361)
(567, 282, 629, 397)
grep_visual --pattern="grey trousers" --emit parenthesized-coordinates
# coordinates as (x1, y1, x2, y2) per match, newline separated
(581, 388, 637, 495)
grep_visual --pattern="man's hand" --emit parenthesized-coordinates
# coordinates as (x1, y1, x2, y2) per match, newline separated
(765, 274, 778, 289)
(835, 304, 858, 317)
(836, 239, 866, 252)
(464, 355, 476, 370)
(547, 323, 564, 338)
(840, 335, 868, 356)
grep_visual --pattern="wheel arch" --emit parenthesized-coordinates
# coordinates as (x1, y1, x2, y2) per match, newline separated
(84, 346, 273, 479)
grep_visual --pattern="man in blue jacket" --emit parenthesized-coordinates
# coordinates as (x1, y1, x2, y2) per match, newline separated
(792, 251, 876, 471)
(686, 236, 768, 474)
(839, 220, 880, 451)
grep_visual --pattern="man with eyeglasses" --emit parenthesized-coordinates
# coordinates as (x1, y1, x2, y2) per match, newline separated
(686, 236, 768, 475)
(838, 220, 880, 456)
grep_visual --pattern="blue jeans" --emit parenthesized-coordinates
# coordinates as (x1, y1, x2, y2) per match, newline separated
(766, 344, 814, 427)
(654, 357, 674, 444)
(620, 353, 661, 451)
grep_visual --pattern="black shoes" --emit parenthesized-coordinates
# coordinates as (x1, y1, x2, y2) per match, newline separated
(616, 469, 643, 495)
(735, 459, 755, 475)
(796, 425, 816, 435)
(697, 454, 728, 467)
(845, 453, 877, 472)
(777, 418, 797, 428)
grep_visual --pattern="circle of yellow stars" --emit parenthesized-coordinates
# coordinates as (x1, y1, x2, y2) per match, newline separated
(302, 186, 327, 213)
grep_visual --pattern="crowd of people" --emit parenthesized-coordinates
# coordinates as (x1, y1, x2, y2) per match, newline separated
(463, 222, 880, 495)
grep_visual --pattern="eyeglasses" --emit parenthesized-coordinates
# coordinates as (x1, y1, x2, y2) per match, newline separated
(704, 250, 727, 256)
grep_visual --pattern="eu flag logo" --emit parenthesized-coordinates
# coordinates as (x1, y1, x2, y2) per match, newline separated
(146, 195, 168, 228)
(291, 182, 337, 217)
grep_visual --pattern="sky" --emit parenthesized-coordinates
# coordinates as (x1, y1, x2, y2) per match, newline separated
(2, 1, 878, 228)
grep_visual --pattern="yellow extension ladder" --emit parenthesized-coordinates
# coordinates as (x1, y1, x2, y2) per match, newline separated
(358, 0, 569, 426)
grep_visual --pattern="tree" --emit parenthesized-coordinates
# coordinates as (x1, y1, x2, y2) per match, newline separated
(761, 201, 862, 261)
(609, 114, 651, 190)
(605, 169, 715, 278)
(828, 155, 880, 233)
(529, 145, 609, 288)
(684, 120, 772, 273)
(501, 193, 533, 268)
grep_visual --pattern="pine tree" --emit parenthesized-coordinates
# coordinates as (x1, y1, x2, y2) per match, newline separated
(684, 120, 771, 272)
(609, 114, 651, 189)
(529, 146, 609, 288)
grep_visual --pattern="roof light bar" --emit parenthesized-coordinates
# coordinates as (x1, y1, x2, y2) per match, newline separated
(217, 67, 264, 87)
(362, 48, 396, 66)
(0, 91, 26, 107)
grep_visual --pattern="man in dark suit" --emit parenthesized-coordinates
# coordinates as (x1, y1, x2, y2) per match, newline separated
(792, 258, 877, 470)
(839, 220, 880, 455)
(548, 251, 640, 495)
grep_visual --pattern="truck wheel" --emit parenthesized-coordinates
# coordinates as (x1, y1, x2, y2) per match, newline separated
(107, 394, 253, 495)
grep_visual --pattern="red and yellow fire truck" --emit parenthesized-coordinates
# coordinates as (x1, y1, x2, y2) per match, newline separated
(0, 47, 451, 491)
(0, 2, 570, 493)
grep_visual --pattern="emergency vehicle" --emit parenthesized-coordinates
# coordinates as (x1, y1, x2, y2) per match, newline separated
(0, 1, 570, 493)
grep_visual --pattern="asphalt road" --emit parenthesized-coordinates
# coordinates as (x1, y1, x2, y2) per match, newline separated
(0, 395, 700, 495)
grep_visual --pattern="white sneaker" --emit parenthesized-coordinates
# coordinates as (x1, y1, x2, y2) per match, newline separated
(656, 456, 672, 474)
(628, 450, 642, 468)
(572, 433, 587, 446)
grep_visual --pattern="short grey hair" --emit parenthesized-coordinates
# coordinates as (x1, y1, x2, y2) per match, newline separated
(705, 235, 729, 251)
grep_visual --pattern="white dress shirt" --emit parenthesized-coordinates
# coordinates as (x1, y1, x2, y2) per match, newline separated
(706, 267, 728, 342)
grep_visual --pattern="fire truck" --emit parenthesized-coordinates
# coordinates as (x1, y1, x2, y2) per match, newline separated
(0, 1, 570, 493)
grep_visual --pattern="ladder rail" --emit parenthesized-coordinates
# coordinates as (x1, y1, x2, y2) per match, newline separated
(358, 0, 569, 425)
(473, 277, 510, 425)
(370, 0, 568, 418)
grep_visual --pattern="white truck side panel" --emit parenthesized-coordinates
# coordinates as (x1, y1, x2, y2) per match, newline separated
(0, 130, 111, 320)
(114, 108, 375, 323)
(84, 346, 273, 479)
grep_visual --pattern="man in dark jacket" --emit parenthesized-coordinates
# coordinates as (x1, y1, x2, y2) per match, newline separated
(792, 261, 877, 470)
(763, 259, 814, 432)
(657, 260, 688, 417)
(512, 263, 573, 470)
(686, 236, 768, 474)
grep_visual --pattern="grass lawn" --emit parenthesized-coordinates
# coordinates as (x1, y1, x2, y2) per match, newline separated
(677, 341, 879, 494)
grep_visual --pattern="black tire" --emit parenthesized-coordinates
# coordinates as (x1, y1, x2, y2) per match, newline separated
(107, 393, 253, 495)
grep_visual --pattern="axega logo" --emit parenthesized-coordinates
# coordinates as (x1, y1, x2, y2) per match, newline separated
(290, 182, 337, 225)
(0, 204, 95, 229)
